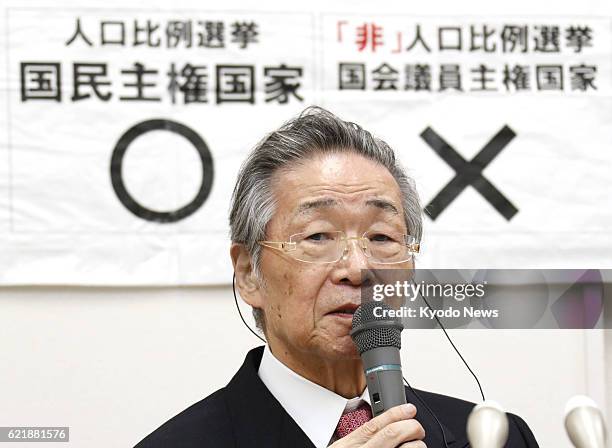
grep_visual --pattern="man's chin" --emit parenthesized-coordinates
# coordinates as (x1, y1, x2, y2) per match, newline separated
(308, 324, 361, 360)
(323, 336, 361, 360)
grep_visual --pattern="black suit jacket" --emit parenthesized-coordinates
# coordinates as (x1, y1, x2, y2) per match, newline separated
(135, 346, 538, 447)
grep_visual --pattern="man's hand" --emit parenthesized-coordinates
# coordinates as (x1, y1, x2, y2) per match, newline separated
(329, 403, 426, 448)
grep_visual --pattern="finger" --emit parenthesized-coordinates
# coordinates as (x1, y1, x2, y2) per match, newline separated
(364, 419, 425, 448)
(398, 441, 427, 448)
(347, 404, 416, 444)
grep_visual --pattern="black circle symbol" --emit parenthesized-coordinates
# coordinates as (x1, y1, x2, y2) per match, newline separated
(110, 119, 214, 223)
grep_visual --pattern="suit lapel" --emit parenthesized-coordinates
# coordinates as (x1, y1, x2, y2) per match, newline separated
(405, 386, 468, 447)
(224, 346, 316, 448)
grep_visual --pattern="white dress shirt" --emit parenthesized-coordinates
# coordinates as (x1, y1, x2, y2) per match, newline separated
(258, 344, 371, 448)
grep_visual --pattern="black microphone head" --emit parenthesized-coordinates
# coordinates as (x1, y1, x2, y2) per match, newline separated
(350, 301, 403, 355)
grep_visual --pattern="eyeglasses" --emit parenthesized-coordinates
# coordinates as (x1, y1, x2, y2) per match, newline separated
(259, 230, 419, 265)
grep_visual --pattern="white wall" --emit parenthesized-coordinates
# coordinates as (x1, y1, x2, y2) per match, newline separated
(0, 286, 609, 447)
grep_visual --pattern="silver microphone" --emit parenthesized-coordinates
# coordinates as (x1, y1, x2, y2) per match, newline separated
(564, 395, 607, 448)
(466, 400, 509, 448)
(350, 301, 406, 417)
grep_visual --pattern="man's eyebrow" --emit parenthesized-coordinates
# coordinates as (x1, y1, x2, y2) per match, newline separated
(294, 198, 400, 216)
(365, 199, 400, 215)
(295, 198, 338, 215)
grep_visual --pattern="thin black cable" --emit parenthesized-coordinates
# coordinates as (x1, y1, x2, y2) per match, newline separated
(403, 375, 450, 448)
(413, 280, 486, 402)
(232, 272, 266, 343)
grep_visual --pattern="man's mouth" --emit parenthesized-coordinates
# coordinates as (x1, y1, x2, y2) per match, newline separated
(328, 304, 359, 317)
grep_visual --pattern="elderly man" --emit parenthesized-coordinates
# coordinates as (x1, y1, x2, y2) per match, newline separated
(135, 107, 538, 447)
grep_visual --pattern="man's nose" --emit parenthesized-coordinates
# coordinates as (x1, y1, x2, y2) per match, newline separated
(340, 238, 368, 260)
(335, 238, 370, 284)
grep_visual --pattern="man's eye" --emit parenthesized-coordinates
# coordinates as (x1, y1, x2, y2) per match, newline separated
(306, 233, 330, 241)
(369, 233, 393, 242)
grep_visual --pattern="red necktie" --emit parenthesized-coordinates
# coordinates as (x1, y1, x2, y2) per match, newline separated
(335, 402, 373, 439)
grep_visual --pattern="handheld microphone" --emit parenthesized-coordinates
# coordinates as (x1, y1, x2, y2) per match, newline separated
(564, 395, 607, 448)
(350, 301, 406, 416)
(466, 400, 509, 448)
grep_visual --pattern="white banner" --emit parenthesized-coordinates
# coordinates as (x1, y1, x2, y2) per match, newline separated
(1, 7, 611, 285)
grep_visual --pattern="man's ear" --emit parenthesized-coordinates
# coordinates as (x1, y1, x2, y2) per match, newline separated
(230, 243, 264, 309)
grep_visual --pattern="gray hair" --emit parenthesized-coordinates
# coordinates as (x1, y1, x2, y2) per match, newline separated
(229, 106, 423, 334)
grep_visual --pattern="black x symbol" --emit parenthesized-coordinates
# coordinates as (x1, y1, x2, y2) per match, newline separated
(421, 126, 519, 221)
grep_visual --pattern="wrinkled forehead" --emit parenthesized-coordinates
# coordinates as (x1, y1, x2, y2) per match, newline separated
(268, 152, 406, 228)
(292, 196, 401, 220)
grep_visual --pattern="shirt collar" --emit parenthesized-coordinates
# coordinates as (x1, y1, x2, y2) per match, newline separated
(258, 344, 370, 448)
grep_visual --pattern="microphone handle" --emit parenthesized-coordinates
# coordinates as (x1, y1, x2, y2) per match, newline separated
(362, 347, 407, 416)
